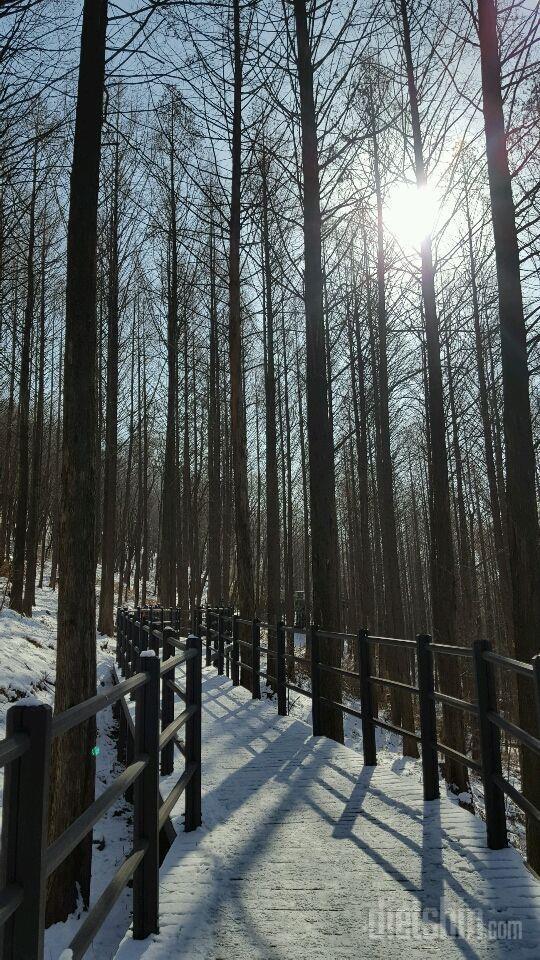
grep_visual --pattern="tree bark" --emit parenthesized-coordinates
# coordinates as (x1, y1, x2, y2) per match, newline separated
(47, 0, 107, 923)
(370, 90, 417, 754)
(478, 0, 540, 869)
(207, 214, 222, 606)
(160, 130, 179, 608)
(23, 214, 47, 613)
(97, 135, 119, 635)
(229, 0, 254, 688)
(10, 143, 37, 613)
(294, 0, 342, 742)
(400, 0, 466, 789)
(261, 152, 281, 630)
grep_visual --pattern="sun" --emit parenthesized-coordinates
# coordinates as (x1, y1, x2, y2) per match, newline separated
(383, 182, 438, 250)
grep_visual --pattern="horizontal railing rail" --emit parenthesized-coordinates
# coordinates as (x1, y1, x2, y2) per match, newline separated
(201, 605, 540, 869)
(0, 605, 202, 960)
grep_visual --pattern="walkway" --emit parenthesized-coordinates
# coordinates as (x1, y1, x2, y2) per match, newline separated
(113, 671, 540, 959)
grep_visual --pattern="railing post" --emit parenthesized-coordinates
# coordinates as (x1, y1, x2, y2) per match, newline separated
(232, 614, 240, 686)
(310, 625, 322, 736)
(185, 634, 202, 831)
(130, 612, 137, 679)
(473, 639, 507, 849)
(121, 607, 127, 673)
(125, 613, 132, 677)
(225, 609, 231, 679)
(139, 614, 148, 655)
(205, 604, 211, 667)
(1, 702, 52, 959)
(133, 651, 160, 939)
(161, 626, 176, 776)
(131, 613, 143, 702)
(148, 606, 157, 655)
(217, 607, 224, 676)
(416, 634, 439, 800)
(117, 608, 123, 673)
(125, 618, 135, 800)
(358, 629, 376, 765)
(116, 607, 121, 671)
(251, 619, 261, 699)
(276, 621, 287, 715)
(533, 655, 540, 725)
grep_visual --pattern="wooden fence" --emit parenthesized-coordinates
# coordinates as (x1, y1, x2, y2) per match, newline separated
(0, 609, 202, 960)
(201, 606, 540, 866)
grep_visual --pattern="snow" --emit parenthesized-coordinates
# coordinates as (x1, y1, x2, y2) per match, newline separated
(113, 671, 540, 960)
(1, 591, 539, 958)
(278, 636, 528, 853)
(0, 575, 134, 959)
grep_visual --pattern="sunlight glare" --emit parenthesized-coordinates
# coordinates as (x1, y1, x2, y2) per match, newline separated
(384, 182, 438, 250)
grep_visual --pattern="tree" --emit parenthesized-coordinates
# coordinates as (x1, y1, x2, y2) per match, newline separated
(10, 141, 37, 613)
(478, 0, 540, 869)
(293, 0, 343, 742)
(97, 124, 120, 636)
(229, 0, 255, 630)
(47, 0, 108, 923)
(399, 0, 467, 790)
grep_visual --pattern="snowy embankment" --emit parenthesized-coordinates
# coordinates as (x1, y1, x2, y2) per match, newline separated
(0, 576, 133, 960)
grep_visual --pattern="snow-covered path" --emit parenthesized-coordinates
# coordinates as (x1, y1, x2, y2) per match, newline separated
(114, 670, 540, 960)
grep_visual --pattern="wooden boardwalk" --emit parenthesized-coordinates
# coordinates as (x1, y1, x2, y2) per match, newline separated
(113, 671, 540, 959)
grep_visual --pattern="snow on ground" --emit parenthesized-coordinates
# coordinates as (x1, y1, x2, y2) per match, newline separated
(114, 672, 540, 960)
(0, 575, 134, 960)
(0, 595, 536, 958)
(269, 631, 527, 856)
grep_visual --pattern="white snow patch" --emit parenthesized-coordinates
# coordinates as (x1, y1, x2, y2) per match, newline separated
(0, 571, 134, 959)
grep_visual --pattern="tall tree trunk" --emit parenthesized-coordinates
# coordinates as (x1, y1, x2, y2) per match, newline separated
(23, 216, 47, 613)
(400, 0, 466, 789)
(281, 306, 295, 629)
(370, 91, 417, 755)
(141, 338, 149, 605)
(134, 326, 143, 608)
(160, 132, 178, 608)
(0, 273, 18, 565)
(207, 214, 222, 606)
(478, 0, 540, 868)
(180, 315, 191, 621)
(294, 0, 342, 742)
(229, 0, 254, 688)
(296, 344, 311, 631)
(464, 183, 513, 653)
(261, 153, 281, 629)
(117, 322, 135, 605)
(10, 144, 37, 613)
(222, 380, 232, 604)
(49, 332, 63, 590)
(47, 0, 107, 923)
(229, 0, 253, 618)
(97, 136, 119, 635)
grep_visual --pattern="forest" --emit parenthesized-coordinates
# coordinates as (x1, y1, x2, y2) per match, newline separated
(0, 0, 539, 926)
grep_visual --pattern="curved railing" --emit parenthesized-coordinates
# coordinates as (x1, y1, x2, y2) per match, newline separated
(0, 608, 202, 960)
(201, 606, 540, 868)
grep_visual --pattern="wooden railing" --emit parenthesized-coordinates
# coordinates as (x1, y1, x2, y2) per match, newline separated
(202, 606, 540, 868)
(0, 608, 202, 960)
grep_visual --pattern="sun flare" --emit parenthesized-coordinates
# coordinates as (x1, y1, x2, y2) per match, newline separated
(384, 182, 438, 250)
